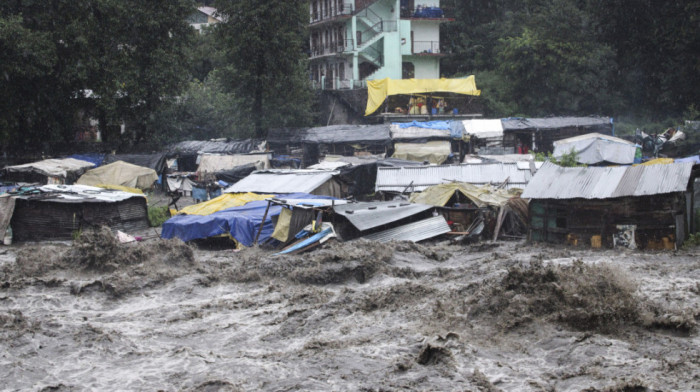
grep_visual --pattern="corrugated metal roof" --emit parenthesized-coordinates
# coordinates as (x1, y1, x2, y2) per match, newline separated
(333, 201, 433, 231)
(501, 116, 612, 131)
(225, 170, 337, 194)
(521, 161, 694, 199)
(376, 163, 533, 192)
(361, 216, 451, 243)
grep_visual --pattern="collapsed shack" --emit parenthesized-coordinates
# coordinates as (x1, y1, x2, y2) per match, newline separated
(330, 201, 448, 243)
(3, 158, 95, 185)
(522, 161, 698, 249)
(161, 193, 336, 247)
(409, 182, 529, 240)
(2, 185, 149, 242)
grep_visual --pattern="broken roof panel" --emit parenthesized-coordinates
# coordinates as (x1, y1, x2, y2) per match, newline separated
(302, 124, 391, 145)
(333, 201, 433, 231)
(361, 216, 451, 242)
(501, 116, 612, 131)
(521, 161, 694, 200)
(224, 170, 337, 194)
(376, 163, 533, 192)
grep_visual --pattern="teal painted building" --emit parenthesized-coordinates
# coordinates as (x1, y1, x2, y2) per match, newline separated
(309, 0, 451, 90)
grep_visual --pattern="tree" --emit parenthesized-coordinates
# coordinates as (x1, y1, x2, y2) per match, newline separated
(0, 0, 195, 154)
(214, 0, 313, 138)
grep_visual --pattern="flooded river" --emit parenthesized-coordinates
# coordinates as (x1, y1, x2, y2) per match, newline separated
(0, 231, 698, 391)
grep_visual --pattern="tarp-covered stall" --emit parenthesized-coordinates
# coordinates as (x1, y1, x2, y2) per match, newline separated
(165, 139, 266, 172)
(392, 141, 452, 165)
(102, 153, 167, 174)
(552, 133, 640, 165)
(3, 158, 95, 185)
(76, 161, 158, 190)
(365, 77, 481, 116)
(7, 185, 149, 241)
(161, 193, 335, 246)
(390, 121, 452, 141)
(461, 119, 506, 154)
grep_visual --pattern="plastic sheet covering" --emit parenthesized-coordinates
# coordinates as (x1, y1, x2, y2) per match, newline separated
(177, 192, 274, 216)
(409, 182, 516, 208)
(553, 133, 637, 165)
(271, 207, 293, 242)
(68, 154, 105, 167)
(395, 121, 451, 130)
(392, 141, 451, 164)
(462, 119, 504, 139)
(196, 153, 270, 176)
(161, 193, 336, 245)
(76, 161, 158, 190)
(166, 139, 265, 156)
(4, 158, 95, 182)
(302, 124, 391, 145)
(365, 77, 481, 115)
(103, 153, 167, 173)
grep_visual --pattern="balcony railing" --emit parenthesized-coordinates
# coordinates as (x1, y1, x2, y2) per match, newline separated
(400, 6, 451, 19)
(412, 41, 440, 54)
(310, 39, 354, 58)
(309, 2, 353, 24)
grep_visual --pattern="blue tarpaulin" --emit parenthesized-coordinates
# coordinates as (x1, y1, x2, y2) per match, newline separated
(68, 154, 105, 167)
(161, 193, 336, 246)
(395, 120, 451, 130)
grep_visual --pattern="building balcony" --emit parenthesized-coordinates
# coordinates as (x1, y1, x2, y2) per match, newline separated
(309, 2, 353, 26)
(400, 6, 454, 21)
(410, 41, 443, 55)
(311, 78, 366, 90)
(310, 39, 354, 59)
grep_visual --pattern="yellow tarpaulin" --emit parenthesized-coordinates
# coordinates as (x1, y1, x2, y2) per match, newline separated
(177, 192, 274, 216)
(410, 182, 518, 208)
(77, 161, 158, 190)
(365, 76, 481, 116)
(640, 158, 674, 166)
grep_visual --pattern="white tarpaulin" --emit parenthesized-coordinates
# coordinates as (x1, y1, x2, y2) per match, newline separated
(462, 119, 504, 139)
(4, 158, 94, 183)
(553, 133, 638, 165)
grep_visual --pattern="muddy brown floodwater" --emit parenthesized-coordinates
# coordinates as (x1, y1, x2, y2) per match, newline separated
(0, 229, 698, 391)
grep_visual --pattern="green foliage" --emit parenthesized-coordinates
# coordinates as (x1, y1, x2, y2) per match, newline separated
(532, 148, 585, 167)
(441, 0, 700, 122)
(0, 0, 195, 153)
(148, 206, 170, 228)
(214, 0, 313, 137)
(150, 76, 252, 144)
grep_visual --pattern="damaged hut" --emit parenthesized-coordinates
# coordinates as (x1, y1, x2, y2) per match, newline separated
(225, 169, 343, 198)
(3, 158, 95, 185)
(522, 161, 698, 249)
(552, 133, 641, 165)
(2, 185, 149, 242)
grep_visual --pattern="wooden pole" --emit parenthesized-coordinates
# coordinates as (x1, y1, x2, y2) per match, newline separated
(254, 200, 272, 245)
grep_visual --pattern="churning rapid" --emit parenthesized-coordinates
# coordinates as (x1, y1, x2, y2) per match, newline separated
(0, 229, 698, 391)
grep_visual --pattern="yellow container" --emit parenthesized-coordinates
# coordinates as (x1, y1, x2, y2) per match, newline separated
(591, 235, 602, 248)
(662, 237, 674, 250)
